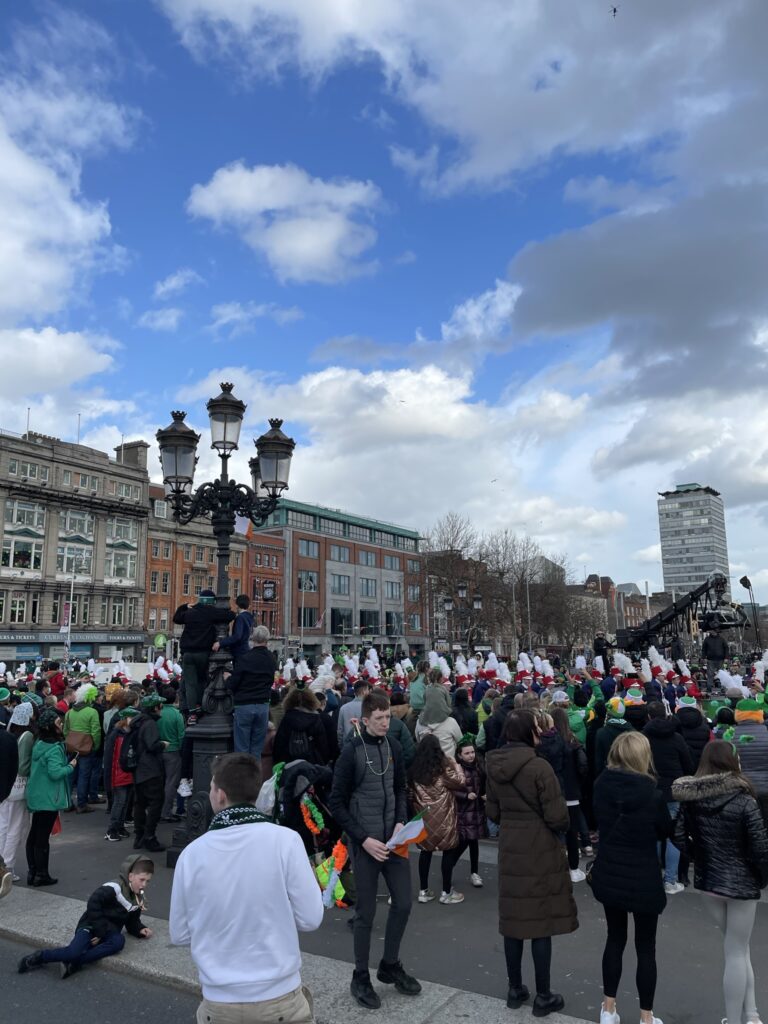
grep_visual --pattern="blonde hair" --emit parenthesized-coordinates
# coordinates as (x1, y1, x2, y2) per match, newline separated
(607, 731, 656, 778)
(534, 710, 553, 731)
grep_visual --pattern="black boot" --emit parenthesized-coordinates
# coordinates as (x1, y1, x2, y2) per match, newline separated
(143, 836, 166, 853)
(532, 992, 565, 1017)
(60, 961, 82, 980)
(26, 869, 35, 885)
(350, 970, 381, 1009)
(18, 952, 43, 973)
(376, 959, 422, 995)
(507, 983, 530, 1008)
(31, 874, 58, 887)
(133, 833, 145, 850)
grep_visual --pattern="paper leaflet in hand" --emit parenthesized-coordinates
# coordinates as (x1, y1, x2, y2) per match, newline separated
(386, 810, 428, 858)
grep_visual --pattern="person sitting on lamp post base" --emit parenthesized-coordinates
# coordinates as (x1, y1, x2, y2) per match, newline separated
(173, 590, 235, 725)
(213, 594, 254, 667)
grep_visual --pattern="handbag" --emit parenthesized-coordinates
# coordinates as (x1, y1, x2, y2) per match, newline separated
(8, 775, 27, 802)
(65, 731, 93, 756)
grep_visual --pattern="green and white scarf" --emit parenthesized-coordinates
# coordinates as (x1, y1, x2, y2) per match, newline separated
(208, 804, 271, 831)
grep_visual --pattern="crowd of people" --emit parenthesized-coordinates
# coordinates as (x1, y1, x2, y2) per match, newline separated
(1, 597, 767, 1024)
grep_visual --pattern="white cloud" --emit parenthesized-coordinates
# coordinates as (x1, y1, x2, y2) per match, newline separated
(137, 308, 184, 331)
(0, 327, 117, 400)
(154, 267, 205, 300)
(441, 279, 519, 345)
(186, 161, 382, 283)
(208, 300, 303, 337)
(634, 543, 662, 565)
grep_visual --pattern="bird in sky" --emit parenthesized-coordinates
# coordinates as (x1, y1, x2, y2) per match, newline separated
(610, 5, 619, 16)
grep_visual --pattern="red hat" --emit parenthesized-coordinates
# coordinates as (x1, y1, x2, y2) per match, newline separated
(610, 667, 622, 677)
(590, 669, 603, 680)
(651, 665, 663, 678)
(665, 670, 677, 682)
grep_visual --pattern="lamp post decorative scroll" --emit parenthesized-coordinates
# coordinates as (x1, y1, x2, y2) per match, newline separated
(156, 383, 295, 863)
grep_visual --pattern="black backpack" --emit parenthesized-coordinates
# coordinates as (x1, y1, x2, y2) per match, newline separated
(119, 723, 142, 773)
(287, 726, 317, 763)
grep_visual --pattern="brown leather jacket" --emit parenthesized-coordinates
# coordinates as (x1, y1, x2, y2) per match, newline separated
(410, 758, 465, 852)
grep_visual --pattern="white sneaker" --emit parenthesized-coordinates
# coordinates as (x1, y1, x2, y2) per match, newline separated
(664, 881, 684, 895)
(570, 868, 587, 882)
(177, 778, 193, 798)
(599, 1007, 620, 1024)
(417, 889, 435, 903)
(470, 872, 483, 888)
(439, 889, 465, 904)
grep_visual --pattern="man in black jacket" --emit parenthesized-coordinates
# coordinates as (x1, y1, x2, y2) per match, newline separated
(329, 690, 421, 1011)
(173, 590, 235, 722)
(132, 695, 168, 853)
(213, 594, 254, 665)
(643, 702, 693, 894)
(0, 722, 19, 803)
(702, 630, 728, 690)
(225, 625, 276, 759)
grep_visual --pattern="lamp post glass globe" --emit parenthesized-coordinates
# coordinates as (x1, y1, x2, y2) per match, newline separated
(249, 456, 270, 499)
(473, 593, 483, 611)
(457, 583, 468, 600)
(444, 597, 454, 613)
(206, 382, 246, 454)
(255, 418, 295, 496)
(156, 411, 200, 495)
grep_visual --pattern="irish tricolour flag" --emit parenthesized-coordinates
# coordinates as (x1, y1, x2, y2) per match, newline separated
(386, 810, 428, 858)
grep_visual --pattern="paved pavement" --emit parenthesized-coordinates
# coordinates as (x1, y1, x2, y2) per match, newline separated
(8, 806, 767, 1024)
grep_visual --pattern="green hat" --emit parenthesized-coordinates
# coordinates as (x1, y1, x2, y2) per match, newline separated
(21, 692, 43, 707)
(605, 696, 626, 719)
(624, 687, 645, 706)
(0, 687, 10, 702)
(118, 707, 141, 720)
(139, 693, 166, 710)
(677, 695, 698, 709)
(736, 698, 762, 712)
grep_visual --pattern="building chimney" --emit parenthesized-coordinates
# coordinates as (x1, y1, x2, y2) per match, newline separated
(114, 440, 150, 470)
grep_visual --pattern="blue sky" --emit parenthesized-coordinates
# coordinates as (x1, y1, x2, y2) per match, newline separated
(2, 0, 768, 599)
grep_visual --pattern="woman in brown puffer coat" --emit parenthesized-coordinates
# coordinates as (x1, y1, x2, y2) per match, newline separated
(409, 734, 465, 905)
(486, 709, 578, 1018)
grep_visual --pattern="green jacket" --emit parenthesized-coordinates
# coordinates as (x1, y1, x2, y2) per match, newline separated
(64, 704, 102, 751)
(567, 707, 587, 745)
(17, 730, 35, 777)
(157, 705, 185, 752)
(26, 739, 74, 811)
(409, 675, 426, 711)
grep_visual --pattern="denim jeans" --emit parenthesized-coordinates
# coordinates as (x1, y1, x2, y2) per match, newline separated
(659, 800, 681, 882)
(233, 704, 270, 759)
(40, 927, 125, 966)
(109, 785, 132, 831)
(76, 751, 101, 808)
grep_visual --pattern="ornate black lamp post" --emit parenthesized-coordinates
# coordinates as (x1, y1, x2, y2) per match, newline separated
(157, 383, 295, 863)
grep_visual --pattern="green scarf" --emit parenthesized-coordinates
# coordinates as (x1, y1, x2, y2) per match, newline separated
(208, 804, 271, 831)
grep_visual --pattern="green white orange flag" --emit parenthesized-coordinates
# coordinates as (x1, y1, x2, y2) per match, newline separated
(386, 810, 428, 858)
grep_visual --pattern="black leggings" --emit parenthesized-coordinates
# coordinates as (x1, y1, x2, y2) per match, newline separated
(602, 907, 659, 1012)
(504, 936, 551, 995)
(26, 810, 59, 877)
(418, 850, 453, 893)
(443, 837, 480, 875)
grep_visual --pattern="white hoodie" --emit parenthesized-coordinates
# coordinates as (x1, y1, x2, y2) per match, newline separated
(170, 820, 323, 1002)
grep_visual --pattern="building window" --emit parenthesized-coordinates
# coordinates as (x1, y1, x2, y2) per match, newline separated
(182, 573, 190, 596)
(50, 595, 60, 624)
(99, 596, 108, 623)
(127, 598, 137, 626)
(29, 592, 40, 624)
(154, 500, 168, 519)
(319, 517, 344, 536)
(161, 572, 171, 594)
(56, 544, 93, 575)
(408, 613, 422, 631)
(232, 551, 242, 568)
(385, 581, 402, 600)
(2, 539, 44, 571)
(330, 544, 350, 563)
(358, 550, 376, 567)
(385, 611, 404, 634)
(117, 482, 133, 498)
(407, 559, 421, 573)
(150, 571, 159, 593)
(193, 576, 203, 597)
(195, 546, 205, 563)
(183, 544, 192, 561)
(348, 524, 370, 542)
(8, 459, 18, 476)
(254, 552, 262, 566)
(151, 540, 160, 558)
(106, 516, 137, 543)
(288, 510, 315, 530)
(10, 593, 26, 623)
(208, 548, 215, 564)
(330, 607, 353, 634)
(112, 597, 125, 626)
(148, 608, 157, 631)
(360, 578, 377, 598)
(359, 609, 380, 633)
(298, 606, 318, 628)
(272, 555, 279, 568)
(407, 584, 421, 601)
(59, 509, 94, 537)
(159, 608, 169, 630)
(4, 499, 45, 529)
(208, 575, 215, 590)
(0, 590, 5, 620)
(331, 573, 350, 596)
(80, 596, 90, 625)
(163, 542, 172, 559)
(297, 570, 318, 591)
(384, 555, 401, 571)
(298, 539, 319, 559)
(105, 551, 137, 580)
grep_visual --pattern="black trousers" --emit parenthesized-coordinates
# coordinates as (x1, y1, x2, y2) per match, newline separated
(418, 850, 453, 892)
(350, 841, 412, 973)
(602, 906, 659, 1011)
(26, 810, 59, 877)
(442, 838, 480, 877)
(134, 777, 164, 840)
(504, 936, 552, 995)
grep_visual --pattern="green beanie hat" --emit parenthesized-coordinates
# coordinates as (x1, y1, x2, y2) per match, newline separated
(0, 687, 10, 702)
(677, 695, 698, 709)
(605, 697, 626, 719)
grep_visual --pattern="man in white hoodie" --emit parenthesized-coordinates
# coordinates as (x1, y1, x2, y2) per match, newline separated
(170, 753, 323, 1022)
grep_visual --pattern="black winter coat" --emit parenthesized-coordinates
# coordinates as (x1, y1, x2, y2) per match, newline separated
(273, 708, 334, 767)
(537, 729, 568, 794)
(673, 773, 768, 900)
(675, 707, 711, 771)
(561, 739, 588, 802)
(76, 882, 147, 939)
(173, 602, 235, 653)
(643, 716, 693, 800)
(702, 634, 728, 661)
(134, 713, 165, 785)
(624, 703, 649, 733)
(226, 645, 276, 705)
(591, 768, 672, 915)
(452, 692, 479, 736)
(0, 726, 19, 803)
(484, 694, 515, 751)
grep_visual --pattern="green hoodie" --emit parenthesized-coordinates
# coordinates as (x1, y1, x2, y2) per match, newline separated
(64, 703, 102, 751)
(157, 704, 185, 752)
(409, 674, 427, 711)
(26, 738, 74, 811)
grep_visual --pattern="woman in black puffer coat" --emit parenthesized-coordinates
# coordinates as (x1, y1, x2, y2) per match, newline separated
(674, 697, 711, 771)
(672, 740, 768, 1024)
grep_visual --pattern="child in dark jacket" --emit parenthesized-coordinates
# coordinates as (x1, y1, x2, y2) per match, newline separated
(443, 736, 486, 889)
(104, 708, 140, 842)
(18, 854, 154, 977)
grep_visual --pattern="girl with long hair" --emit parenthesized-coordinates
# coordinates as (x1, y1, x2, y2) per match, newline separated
(673, 740, 768, 1024)
(590, 731, 672, 1024)
(408, 734, 465, 905)
(25, 709, 77, 886)
(551, 706, 590, 883)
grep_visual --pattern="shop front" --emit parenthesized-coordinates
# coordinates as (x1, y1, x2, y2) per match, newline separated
(0, 630, 146, 670)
